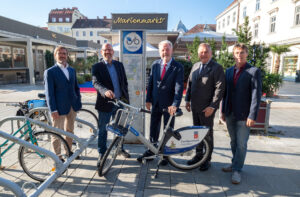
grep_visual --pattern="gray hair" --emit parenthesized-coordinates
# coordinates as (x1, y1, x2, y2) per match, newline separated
(198, 43, 211, 53)
(158, 40, 173, 49)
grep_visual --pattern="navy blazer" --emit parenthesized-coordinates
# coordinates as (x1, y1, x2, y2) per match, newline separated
(44, 64, 82, 115)
(146, 59, 184, 109)
(92, 59, 129, 112)
(222, 63, 262, 121)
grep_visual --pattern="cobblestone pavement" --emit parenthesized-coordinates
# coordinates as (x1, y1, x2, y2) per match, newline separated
(0, 81, 299, 196)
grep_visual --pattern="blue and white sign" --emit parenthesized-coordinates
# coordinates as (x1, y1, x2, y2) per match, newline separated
(123, 31, 143, 54)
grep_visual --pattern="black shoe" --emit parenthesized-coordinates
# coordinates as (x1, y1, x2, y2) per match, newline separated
(119, 149, 131, 158)
(199, 161, 211, 171)
(137, 150, 154, 162)
(160, 157, 168, 166)
(187, 155, 202, 165)
(70, 151, 80, 160)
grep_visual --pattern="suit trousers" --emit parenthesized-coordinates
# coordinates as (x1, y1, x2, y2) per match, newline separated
(192, 110, 215, 163)
(52, 107, 77, 155)
(150, 105, 175, 144)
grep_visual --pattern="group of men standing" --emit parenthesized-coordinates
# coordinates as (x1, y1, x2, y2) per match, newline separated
(44, 40, 261, 185)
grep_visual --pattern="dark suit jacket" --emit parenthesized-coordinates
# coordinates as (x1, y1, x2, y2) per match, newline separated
(92, 59, 129, 112)
(146, 59, 184, 109)
(44, 64, 82, 115)
(222, 63, 262, 121)
(185, 60, 225, 112)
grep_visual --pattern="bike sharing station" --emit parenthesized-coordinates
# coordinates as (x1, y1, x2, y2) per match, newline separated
(111, 13, 168, 143)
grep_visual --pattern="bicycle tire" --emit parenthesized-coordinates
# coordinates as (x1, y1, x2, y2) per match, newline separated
(167, 138, 210, 170)
(18, 131, 71, 182)
(98, 136, 122, 176)
(76, 108, 99, 130)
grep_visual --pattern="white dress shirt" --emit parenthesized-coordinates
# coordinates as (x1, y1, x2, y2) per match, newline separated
(57, 62, 69, 80)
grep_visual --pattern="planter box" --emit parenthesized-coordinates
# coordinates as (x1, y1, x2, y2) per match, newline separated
(250, 99, 272, 134)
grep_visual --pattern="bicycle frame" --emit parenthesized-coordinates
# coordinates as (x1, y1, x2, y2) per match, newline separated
(0, 119, 42, 166)
(106, 100, 182, 156)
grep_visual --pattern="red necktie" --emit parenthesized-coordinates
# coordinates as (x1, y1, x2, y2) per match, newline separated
(161, 64, 167, 80)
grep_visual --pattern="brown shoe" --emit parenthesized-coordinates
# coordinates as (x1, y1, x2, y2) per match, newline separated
(222, 165, 232, 172)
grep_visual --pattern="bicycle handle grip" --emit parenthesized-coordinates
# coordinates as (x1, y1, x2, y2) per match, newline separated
(140, 108, 151, 114)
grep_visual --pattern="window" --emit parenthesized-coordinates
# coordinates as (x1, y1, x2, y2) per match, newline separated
(104, 40, 108, 43)
(295, 6, 300, 26)
(76, 31, 79, 37)
(65, 17, 70, 22)
(97, 31, 101, 36)
(83, 31, 86, 36)
(0, 46, 12, 68)
(59, 18, 63, 22)
(218, 21, 221, 30)
(227, 16, 230, 26)
(254, 23, 259, 38)
(64, 27, 70, 33)
(97, 40, 100, 44)
(243, 7, 247, 18)
(270, 16, 276, 33)
(90, 31, 93, 36)
(13, 48, 26, 68)
(58, 27, 63, 32)
(256, 0, 260, 11)
(52, 17, 56, 23)
(233, 12, 236, 22)
(222, 18, 225, 28)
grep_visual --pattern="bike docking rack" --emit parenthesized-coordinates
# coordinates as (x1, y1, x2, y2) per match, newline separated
(0, 110, 97, 197)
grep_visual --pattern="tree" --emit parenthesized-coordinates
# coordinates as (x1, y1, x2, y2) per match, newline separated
(270, 44, 290, 74)
(216, 35, 235, 70)
(233, 16, 252, 47)
(45, 50, 54, 69)
(186, 37, 201, 65)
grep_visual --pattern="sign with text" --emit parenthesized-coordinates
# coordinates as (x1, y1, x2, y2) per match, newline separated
(112, 13, 168, 30)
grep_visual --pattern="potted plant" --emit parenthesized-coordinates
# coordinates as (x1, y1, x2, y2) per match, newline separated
(262, 72, 283, 97)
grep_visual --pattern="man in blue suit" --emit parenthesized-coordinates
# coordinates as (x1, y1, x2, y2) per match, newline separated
(221, 43, 262, 184)
(137, 40, 184, 165)
(44, 46, 82, 159)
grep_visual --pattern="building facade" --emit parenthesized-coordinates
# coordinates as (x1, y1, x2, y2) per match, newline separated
(71, 17, 111, 45)
(47, 7, 86, 36)
(216, 0, 300, 81)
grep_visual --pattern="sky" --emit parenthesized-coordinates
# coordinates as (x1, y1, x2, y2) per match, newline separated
(0, 0, 232, 30)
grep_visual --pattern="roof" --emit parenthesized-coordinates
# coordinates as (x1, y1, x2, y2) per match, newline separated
(215, 0, 238, 20)
(72, 19, 111, 29)
(186, 24, 216, 34)
(49, 7, 79, 15)
(179, 31, 237, 42)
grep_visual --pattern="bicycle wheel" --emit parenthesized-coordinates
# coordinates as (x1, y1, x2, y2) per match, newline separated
(76, 109, 98, 131)
(98, 136, 122, 176)
(16, 111, 49, 134)
(167, 138, 210, 170)
(18, 131, 71, 182)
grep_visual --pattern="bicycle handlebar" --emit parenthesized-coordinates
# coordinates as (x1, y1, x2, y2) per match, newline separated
(108, 99, 151, 114)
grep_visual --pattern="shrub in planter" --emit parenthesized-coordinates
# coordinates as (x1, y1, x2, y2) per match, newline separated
(83, 73, 92, 82)
(77, 75, 85, 84)
(262, 72, 283, 97)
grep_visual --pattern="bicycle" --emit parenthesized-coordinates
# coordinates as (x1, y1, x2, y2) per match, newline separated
(0, 117, 71, 182)
(97, 100, 210, 178)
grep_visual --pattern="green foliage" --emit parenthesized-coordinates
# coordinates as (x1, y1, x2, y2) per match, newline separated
(69, 55, 98, 74)
(270, 44, 291, 55)
(175, 58, 193, 83)
(77, 74, 85, 84)
(86, 55, 99, 72)
(45, 50, 54, 68)
(262, 73, 283, 97)
(233, 16, 252, 46)
(186, 37, 201, 65)
(83, 73, 92, 82)
(216, 35, 235, 70)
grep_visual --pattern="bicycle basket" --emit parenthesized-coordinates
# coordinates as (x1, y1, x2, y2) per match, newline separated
(110, 109, 134, 135)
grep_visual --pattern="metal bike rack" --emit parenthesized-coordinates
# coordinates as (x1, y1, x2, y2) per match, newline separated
(0, 114, 97, 197)
(0, 177, 26, 197)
